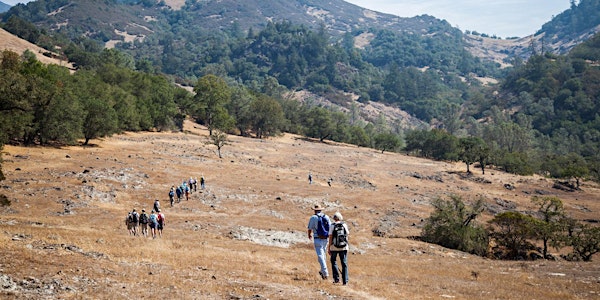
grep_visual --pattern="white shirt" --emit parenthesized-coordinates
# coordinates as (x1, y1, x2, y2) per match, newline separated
(328, 221, 349, 251)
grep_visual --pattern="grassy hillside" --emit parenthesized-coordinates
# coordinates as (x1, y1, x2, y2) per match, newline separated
(0, 120, 598, 299)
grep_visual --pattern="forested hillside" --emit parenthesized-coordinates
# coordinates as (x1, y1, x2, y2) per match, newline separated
(1, 0, 600, 186)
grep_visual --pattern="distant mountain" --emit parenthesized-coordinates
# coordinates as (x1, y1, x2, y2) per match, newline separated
(1, 0, 598, 121)
(1, 0, 454, 40)
(0, 1, 11, 13)
(465, 0, 600, 66)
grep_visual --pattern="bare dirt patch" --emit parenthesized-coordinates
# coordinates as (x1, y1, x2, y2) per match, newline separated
(1, 120, 599, 299)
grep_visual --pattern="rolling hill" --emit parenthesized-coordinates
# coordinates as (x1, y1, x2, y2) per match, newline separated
(0, 120, 598, 299)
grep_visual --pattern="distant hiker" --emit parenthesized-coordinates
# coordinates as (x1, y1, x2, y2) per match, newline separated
(149, 210, 158, 239)
(327, 178, 333, 187)
(126, 212, 133, 235)
(192, 177, 198, 192)
(307, 204, 331, 280)
(139, 209, 149, 237)
(157, 210, 165, 238)
(308, 173, 313, 184)
(328, 212, 349, 285)
(153, 199, 160, 213)
(130, 209, 139, 236)
(181, 181, 187, 194)
(169, 186, 175, 207)
(176, 186, 183, 203)
(189, 177, 196, 193)
(200, 175, 206, 189)
(185, 184, 190, 201)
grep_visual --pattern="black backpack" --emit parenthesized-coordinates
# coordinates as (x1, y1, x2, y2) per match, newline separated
(131, 212, 138, 223)
(139, 213, 148, 224)
(331, 222, 348, 248)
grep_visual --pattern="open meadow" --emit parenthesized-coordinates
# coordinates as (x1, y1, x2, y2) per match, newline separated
(1, 120, 599, 299)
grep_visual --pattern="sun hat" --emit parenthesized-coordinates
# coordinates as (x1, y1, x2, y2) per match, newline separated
(313, 204, 324, 211)
(333, 212, 343, 221)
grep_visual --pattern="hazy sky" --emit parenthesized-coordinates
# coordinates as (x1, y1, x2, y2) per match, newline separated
(345, 0, 572, 38)
(2, 0, 25, 5)
(4, 0, 572, 38)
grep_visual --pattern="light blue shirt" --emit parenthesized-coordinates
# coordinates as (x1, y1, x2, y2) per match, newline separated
(308, 212, 331, 236)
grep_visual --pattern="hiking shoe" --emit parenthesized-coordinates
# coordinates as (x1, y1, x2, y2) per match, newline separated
(319, 271, 327, 280)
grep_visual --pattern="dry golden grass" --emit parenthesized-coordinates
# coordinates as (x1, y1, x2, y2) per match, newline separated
(1, 120, 599, 299)
(0, 28, 73, 68)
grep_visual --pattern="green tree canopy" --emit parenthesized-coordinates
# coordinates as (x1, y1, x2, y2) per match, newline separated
(192, 74, 232, 135)
(373, 132, 402, 154)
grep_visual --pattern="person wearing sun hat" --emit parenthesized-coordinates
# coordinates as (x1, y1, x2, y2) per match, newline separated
(307, 204, 331, 280)
(328, 211, 349, 285)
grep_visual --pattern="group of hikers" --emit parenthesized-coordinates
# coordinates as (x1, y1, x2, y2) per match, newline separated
(307, 205, 350, 286)
(168, 176, 206, 206)
(308, 172, 333, 187)
(125, 202, 165, 239)
(125, 176, 351, 285)
(124, 177, 207, 238)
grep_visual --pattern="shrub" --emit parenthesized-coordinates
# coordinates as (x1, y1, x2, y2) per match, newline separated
(421, 195, 489, 256)
(488, 211, 538, 259)
(568, 223, 600, 262)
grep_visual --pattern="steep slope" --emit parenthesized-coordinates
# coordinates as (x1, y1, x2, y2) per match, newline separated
(465, 0, 600, 65)
(0, 27, 71, 67)
(7, 0, 451, 40)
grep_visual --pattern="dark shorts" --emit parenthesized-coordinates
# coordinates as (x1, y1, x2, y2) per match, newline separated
(158, 223, 164, 230)
(149, 222, 157, 229)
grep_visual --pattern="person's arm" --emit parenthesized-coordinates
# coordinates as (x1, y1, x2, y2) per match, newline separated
(307, 216, 314, 239)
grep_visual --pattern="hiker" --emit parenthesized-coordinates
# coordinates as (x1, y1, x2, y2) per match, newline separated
(328, 212, 349, 285)
(157, 209, 165, 238)
(153, 199, 160, 213)
(327, 178, 333, 187)
(307, 204, 331, 280)
(185, 184, 190, 201)
(149, 210, 158, 239)
(125, 212, 133, 235)
(169, 186, 175, 207)
(180, 181, 187, 195)
(200, 175, 205, 189)
(139, 209, 149, 237)
(192, 177, 198, 192)
(189, 177, 196, 193)
(308, 173, 313, 184)
(130, 209, 139, 236)
(176, 186, 183, 203)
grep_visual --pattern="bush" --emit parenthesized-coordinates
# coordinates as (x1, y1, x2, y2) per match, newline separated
(568, 224, 600, 262)
(421, 195, 489, 256)
(488, 211, 538, 259)
(0, 194, 9, 207)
